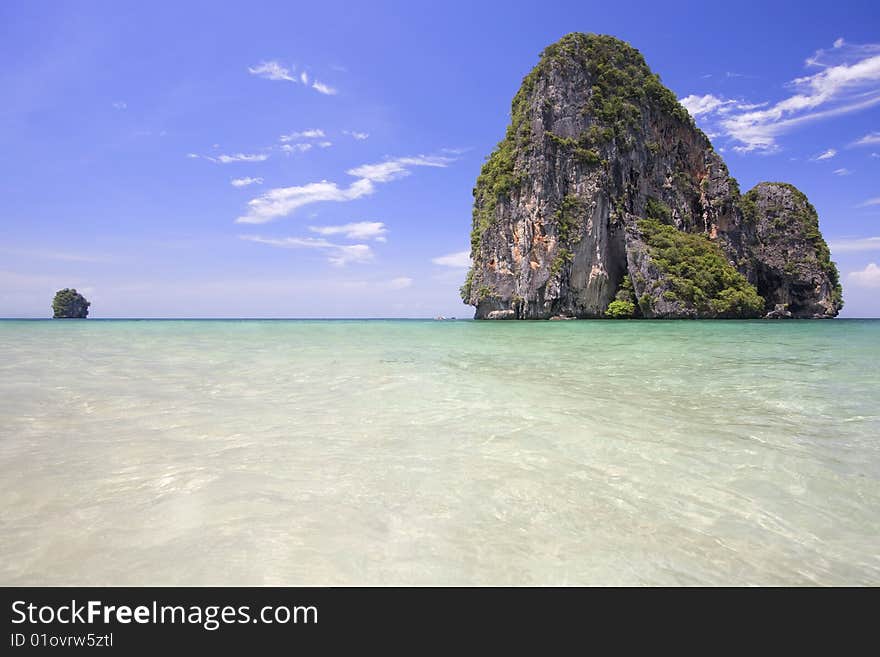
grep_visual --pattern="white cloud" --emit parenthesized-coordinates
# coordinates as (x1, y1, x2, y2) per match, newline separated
(248, 61, 295, 82)
(679, 94, 731, 117)
(387, 277, 413, 289)
(682, 39, 880, 152)
(344, 130, 370, 141)
(311, 80, 337, 95)
(237, 153, 454, 224)
(318, 141, 332, 148)
(112, 101, 127, 110)
(237, 180, 375, 224)
(834, 37, 845, 49)
(215, 153, 269, 163)
(813, 148, 837, 160)
(858, 197, 880, 207)
(847, 262, 880, 287)
(300, 71, 309, 85)
(431, 250, 471, 268)
(833, 168, 852, 176)
(280, 129, 325, 142)
(190, 152, 269, 164)
(240, 235, 373, 266)
(281, 143, 313, 154)
(308, 221, 388, 241)
(347, 155, 453, 183)
(852, 131, 880, 146)
(231, 177, 264, 187)
(830, 237, 880, 252)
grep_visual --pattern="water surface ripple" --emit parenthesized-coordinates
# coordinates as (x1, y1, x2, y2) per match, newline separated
(1, 319, 878, 585)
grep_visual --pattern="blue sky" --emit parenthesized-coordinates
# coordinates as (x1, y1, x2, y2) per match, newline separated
(1, 0, 878, 317)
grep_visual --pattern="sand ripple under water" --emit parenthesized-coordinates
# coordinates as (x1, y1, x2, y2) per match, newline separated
(1, 319, 878, 585)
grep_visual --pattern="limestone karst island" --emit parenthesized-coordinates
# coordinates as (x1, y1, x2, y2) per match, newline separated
(51, 288, 90, 319)
(462, 33, 843, 320)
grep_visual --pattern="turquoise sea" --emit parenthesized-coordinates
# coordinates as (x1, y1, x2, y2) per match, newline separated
(0, 319, 878, 585)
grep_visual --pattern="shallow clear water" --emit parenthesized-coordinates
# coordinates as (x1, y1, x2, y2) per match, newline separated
(0, 319, 878, 585)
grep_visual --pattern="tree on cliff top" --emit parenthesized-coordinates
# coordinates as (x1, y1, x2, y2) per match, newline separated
(52, 288, 90, 318)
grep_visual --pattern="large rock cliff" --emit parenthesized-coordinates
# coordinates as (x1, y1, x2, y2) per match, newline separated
(462, 33, 842, 319)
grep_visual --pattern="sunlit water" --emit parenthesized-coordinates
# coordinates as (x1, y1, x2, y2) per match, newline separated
(1, 319, 878, 585)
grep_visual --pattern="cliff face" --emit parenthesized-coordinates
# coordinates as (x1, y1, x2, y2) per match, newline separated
(741, 183, 843, 317)
(462, 34, 842, 319)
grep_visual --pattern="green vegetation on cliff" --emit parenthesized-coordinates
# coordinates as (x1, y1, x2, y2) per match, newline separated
(606, 275, 637, 318)
(638, 220, 764, 318)
(467, 33, 693, 262)
(52, 288, 90, 319)
(605, 299, 636, 318)
(561, 33, 692, 138)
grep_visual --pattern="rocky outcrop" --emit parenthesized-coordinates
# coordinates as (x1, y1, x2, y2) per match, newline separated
(52, 288, 90, 319)
(462, 33, 842, 319)
(741, 183, 843, 318)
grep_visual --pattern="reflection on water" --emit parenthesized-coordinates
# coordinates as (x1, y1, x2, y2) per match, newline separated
(1, 319, 878, 585)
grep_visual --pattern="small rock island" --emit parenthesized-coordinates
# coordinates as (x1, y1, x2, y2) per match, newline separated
(462, 33, 843, 319)
(52, 288, 90, 319)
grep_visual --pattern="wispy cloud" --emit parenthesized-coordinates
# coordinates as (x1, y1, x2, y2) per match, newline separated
(279, 130, 331, 153)
(311, 80, 337, 95)
(248, 61, 338, 95)
(308, 221, 388, 241)
(830, 236, 880, 252)
(833, 168, 852, 176)
(679, 39, 880, 152)
(236, 154, 455, 224)
(112, 101, 127, 110)
(248, 61, 295, 82)
(344, 130, 370, 141)
(190, 153, 269, 164)
(239, 235, 373, 266)
(858, 197, 880, 208)
(431, 250, 471, 268)
(237, 180, 374, 224)
(812, 148, 837, 160)
(347, 155, 453, 183)
(847, 262, 880, 287)
(679, 94, 733, 117)
(280, 129, 325, 142)
(281, 143, 312, 154)
(231, 177, 264, 187)
(217, 153, 269, 163)
(387, 277, 413, 289)
(852, 131, 880, 146)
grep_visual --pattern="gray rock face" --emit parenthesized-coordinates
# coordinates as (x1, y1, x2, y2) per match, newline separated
(486, 309, 516, 320)
(463, 33, 842, 320)
(742, 183, 843, 318)
(766, 304, 794, 319)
